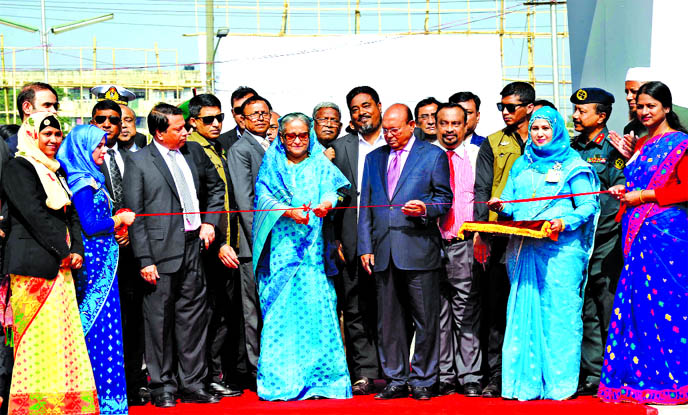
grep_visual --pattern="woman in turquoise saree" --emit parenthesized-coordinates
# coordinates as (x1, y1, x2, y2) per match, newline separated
(252, 112, 352, 401)
(601, 81, 688, 405)
(488, 107, 600, 400)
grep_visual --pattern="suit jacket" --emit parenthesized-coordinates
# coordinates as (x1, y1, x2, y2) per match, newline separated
(218, 128, 240, 153)
(133, 132, 148, 149)
(357, 138, 452, 272)
(123, 141, 225, 274)
(330, 133, 360, 263)
(2, 157, 85, 279)
(225, 131, 265, 258)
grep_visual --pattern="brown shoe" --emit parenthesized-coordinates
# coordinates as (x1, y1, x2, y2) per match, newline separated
(352, 377, 375, 395)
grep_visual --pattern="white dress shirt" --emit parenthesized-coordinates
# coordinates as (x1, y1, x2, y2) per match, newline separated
(357, 131, 386, 191)
(153, 140, 201, 231)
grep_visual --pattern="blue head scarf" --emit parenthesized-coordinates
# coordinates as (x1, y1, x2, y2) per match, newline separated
(523, 106, 579, 173)
(56, 124, 108, 195)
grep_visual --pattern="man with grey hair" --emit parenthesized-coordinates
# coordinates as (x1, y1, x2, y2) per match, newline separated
(313, 102, 343, 161)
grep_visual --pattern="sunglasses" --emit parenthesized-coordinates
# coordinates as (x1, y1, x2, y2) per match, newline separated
(496, 102, 530, 113)
(283, 132, 309, 143)
(94, 115, 121, 124)
(198, 113, 225, 124)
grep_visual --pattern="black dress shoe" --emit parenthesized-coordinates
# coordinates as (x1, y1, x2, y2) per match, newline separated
(208, 381, 243, 397)
(577, 381, 599, 396)
(463, 382, 481, 397)
(352, 377, 375, 395)
(410, 386, 432, 401)
(153, 392, 176, 408)
(180, 388, 221, 404)
(436, 382, 457, 396)
(139, 386, 152, 401)
(481, 378, 501, 398)
(374, 384, 409, 400)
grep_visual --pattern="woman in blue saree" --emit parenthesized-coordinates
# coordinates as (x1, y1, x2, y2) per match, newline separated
(601, 81, 688, 405)
(57, 125, 136, 414)
(252, 112, 352, 401)
(488, 107, 600, 400)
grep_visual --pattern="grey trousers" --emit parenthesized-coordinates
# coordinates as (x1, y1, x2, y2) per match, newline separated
(439, 239, 482, 385)
(238, 259, 262, 371)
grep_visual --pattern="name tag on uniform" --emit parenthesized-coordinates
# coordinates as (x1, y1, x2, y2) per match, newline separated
(545, 162, 562, 183)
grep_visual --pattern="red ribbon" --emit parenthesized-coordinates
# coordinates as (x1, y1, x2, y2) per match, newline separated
(132, 190, 612, 217)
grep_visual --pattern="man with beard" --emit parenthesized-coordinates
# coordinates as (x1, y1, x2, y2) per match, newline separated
(432, 102, 483, 397)
(414, 97, 439, 143)
(329, 86, 385, 395)
(313, 102, 343, 160)
(226, 95, 272, 389)
(90, 97, 151, 405)
(449, 91, 486, 148)
(473, 81, 535, 398)
(218, 86, 258, 152)
(570, 88, 625, 396)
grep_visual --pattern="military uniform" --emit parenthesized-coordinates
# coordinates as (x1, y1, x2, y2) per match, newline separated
(572, 120, 626, 389)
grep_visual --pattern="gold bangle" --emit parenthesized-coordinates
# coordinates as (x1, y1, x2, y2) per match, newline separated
(639, 190, 645, 204)
(558, 218, 565, 231)
(112, 215, 122, 228)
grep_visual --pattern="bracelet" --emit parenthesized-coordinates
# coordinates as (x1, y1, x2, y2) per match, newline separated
(639, 190, 645, 204)
(112, 215, 122, 228)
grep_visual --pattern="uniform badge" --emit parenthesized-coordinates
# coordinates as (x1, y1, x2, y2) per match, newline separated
(576, 89, 588, 101)
(614, 158, 625, 169)
(104, 86, 121, 102)
(593, 133, 605, 144)
(546, 162, 562, 183)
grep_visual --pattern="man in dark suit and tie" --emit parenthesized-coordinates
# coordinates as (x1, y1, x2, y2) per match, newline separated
(217, 86, 257, 152)
(330, 86, 386, 395)
(90, 98, 150, 406)
(358, 103, 452, 400)
(123, 103, 225, 408)
(225, 95, 272, 387)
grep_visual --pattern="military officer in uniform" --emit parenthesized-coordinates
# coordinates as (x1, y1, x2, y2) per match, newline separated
(570, 87, 625, 396)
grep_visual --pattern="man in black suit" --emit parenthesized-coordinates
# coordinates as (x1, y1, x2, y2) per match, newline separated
(119, 104, 148, 151)
(123, 103, 225, 408)
(225, 95, 272, 388)
(217, 86, 257, 152)
(358, 103, 452, 401)
(330, 86, 386, 395)
(90, 98, 150, 406)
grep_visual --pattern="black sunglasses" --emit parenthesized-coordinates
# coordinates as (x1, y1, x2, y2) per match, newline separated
(94, 115, 121, 124)
(497, 102, 532, 113)
(198, 113, 225, 124)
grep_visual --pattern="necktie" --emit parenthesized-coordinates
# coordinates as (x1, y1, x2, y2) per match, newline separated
(106, 149, 123, 211)
(387, 150, 402, 198)
(443, 150, 456, 232)
(168, 151, 197, 226)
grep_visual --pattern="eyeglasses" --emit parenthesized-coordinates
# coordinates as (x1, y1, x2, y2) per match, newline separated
(283, 132, 309, 143)
(244, 111, 270, 121)
(94, 115, 121, 124)
(496, 102, 530, 113)
(315, 117, 342, 127)
(198, 113, 225, 124)
(417, 114, 435, 121)
(382, 127, 403, 137)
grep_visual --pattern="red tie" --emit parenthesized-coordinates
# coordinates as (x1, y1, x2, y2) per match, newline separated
(443, 150, 455, 233)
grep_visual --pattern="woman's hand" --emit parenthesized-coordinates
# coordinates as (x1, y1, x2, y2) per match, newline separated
(608, 184, 626, 200)
(118, 211, 136, 226)
(284, 207, 309, 224)
(70, 253, 83, 270)
(487, 198, 504, 212)
(621, 190, 644, 207)
(60, 256, 71, 269)
(608, 130, 635, 159)
(312, 201, 333, 218)
(549, 219, 564, 233)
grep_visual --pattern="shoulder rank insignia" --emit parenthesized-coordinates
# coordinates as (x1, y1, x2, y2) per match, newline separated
(593, 132, 605, 144)
(614, 158, 625, 169)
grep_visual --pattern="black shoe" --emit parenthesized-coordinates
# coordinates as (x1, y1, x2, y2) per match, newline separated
(153, 392, 176, 408)
(463, 382, 481, 397)
(436, 382, 457, 396)
(208, 381, 243, 397)
(374, 384, 409, 400)
(577, 381, 599, 396)
(180, 388, 221, 404)
(410, 386, 432, 401)
(481, 378, 501, 398)
(352, 377, 375, 395)
(139, 386, 152, 402)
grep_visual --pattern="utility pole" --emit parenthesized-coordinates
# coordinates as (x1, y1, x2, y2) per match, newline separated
(523, 1, 566, 110)
(206, 0, 214, 92)
(41, 0, 48, 82)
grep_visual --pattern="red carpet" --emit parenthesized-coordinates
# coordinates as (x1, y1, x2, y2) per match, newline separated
(130, 391, 658, 415)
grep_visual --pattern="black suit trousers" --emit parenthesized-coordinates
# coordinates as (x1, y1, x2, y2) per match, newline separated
(375, 263, 439, 388)
(335, 260, 380, 380)
(143, 235, 209, 397)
